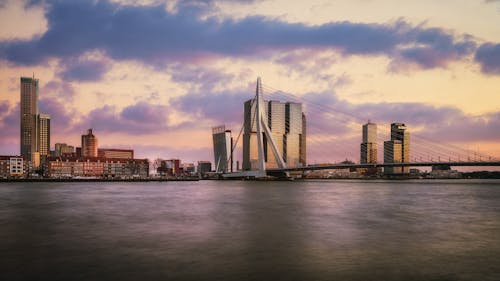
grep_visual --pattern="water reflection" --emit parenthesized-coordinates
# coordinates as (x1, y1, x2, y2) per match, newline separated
(1, 180, 500, 281)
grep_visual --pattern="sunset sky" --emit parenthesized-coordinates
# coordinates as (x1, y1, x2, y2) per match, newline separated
(0, 0, 499, 164)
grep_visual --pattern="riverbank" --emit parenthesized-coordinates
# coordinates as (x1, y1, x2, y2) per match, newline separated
(0, 178, 199, 182)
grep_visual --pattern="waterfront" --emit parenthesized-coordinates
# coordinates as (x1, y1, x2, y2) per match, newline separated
(1, 180, 500, 281)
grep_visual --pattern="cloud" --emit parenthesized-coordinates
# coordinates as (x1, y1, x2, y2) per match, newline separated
(41, 80, 75, 100)
(0, 101, 19, 153)
(474, 43, 500, 75)
(58, 59, 110, 82)
(73, 101, 194, 135)
(390, 30, 476, 71)
(0, 0, 483, 72)
(0, 100, 9, 116)
(132, 144, 212, 162)
(250, 90, 500, 143)
(168, 64, 236, 92)
(120, 101, 169, 123)
(39, 97, 74, 132)
(171, 90, 249, 126)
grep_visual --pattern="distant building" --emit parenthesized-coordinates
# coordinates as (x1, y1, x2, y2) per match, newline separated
(243, 99, 306, 170)
(37, 113, 50, 163)
(197, 161, 212, 175)
(212, 125, 232, 173)
(360, 122, 377, 164)
(300, 112, 307, 166)
(0, 155, 25, 178)
(384, 140, 402, 174)
(75, 147, 82, 157)
(157, 159, 181, 177)
(383, 123, 410, 174)
(81, 129, 98, 157)
(47, 157, 149, 178)
(98, 148, 134, 159)
(181, 163, 195, 174)
(55, 143, 75, 157)
(20, 77, 39, 164)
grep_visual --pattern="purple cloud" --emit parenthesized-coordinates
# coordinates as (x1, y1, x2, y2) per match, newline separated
(299, 91, 500, 143)
(171, 90, 250, 128)
(58, 59, 110, 82)
(169, 64, 236, 92)
(73, 102, 194, 135)
(39, 98, 74, 132)
(132, 144, 212, 163)
(0, 101, 19, 154)
(0, 100, 9, 116)
(474, 43, 500, 75)
(41, 80, 75, 100)
(120, 102, 168, 124)
(0, 0, 483, 73)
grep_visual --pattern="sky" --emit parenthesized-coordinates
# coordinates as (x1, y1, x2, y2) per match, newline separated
(0, 0, 499, 164)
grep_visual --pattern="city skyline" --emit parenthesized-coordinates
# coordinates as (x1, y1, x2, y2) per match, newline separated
(0, 0, 499, 164)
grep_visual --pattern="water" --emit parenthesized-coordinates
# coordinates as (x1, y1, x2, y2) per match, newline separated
(1, 180, 500, 281)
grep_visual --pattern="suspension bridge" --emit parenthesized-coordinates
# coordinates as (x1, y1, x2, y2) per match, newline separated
(223, 78, 500, 179)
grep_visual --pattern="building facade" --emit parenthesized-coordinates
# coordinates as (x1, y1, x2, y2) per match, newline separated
(81, 129, 98, 157)
(360, 122, 377, 164)
(212, 125, 232, 173)
(0, 156, 25, 178)
(37, 114, 51, 163)
(157, 159, 181, 177)
(20, 77, 39, 164)
(300, 112, 307, 166)
(55, 143, 75, 157)
(383, 123, 410, 174)
(197, 161, 212, 175)
(48, 157, 149, 178)
(98, 148, 134, 159)
(243, 99, 306, 170)
(384, 140, 403, 174)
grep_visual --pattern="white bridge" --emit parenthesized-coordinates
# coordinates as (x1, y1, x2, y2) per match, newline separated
(224, 77, 290, 179)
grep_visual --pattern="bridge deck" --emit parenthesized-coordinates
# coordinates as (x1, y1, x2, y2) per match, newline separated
(267, 161, 500, 172)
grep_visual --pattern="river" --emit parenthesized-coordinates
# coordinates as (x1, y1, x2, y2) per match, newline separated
(1, 179, 500, 280)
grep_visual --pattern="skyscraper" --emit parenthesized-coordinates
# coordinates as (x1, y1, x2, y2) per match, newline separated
(384, 140, 403, 174)
(243, 99, 306, 170)
(384, 123, 410, 174)
(37, 114, 50, 162)
(20, 77, 39, 164)
(360, 122, 377, 164)
(300, 112, 307, 166)
(82, 129, 98, 157)
(212, 125, 232, 173)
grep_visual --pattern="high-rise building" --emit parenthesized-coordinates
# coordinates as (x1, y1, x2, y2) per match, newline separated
(360, 122, 377, 164)
(81, 129, 98, 157)
(20, 77, 39, 164)
(37, 114, 50, 162)
(243, 99, 306, 170)
(300, 112, 307, 166)
(384, 140, 403, 174)
(384, 123, 410, 174)
(212, 125, 232, 173)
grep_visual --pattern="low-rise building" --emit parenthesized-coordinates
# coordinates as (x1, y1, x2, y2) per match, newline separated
(197, 161, 212, 175)
(98, 148, 134, 159)
(157, 159, 181, 177)
(0, 156, 25, 178)
(48, 157, 149, 178)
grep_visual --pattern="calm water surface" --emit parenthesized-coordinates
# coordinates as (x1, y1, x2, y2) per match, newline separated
(1, 180, 500, 281)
